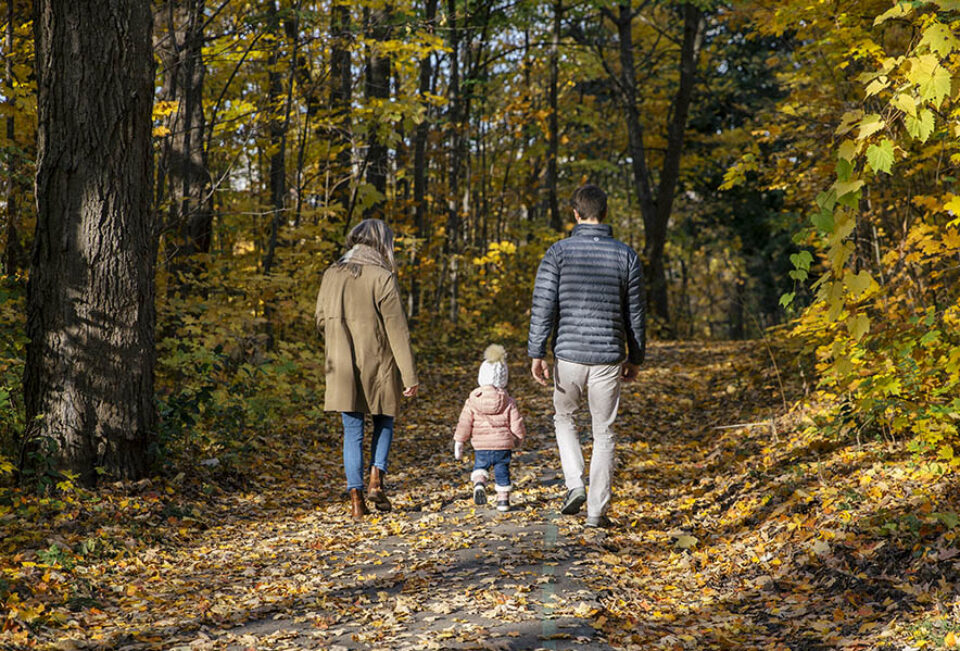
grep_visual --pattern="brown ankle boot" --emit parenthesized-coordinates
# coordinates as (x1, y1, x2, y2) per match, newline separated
(367, 466, 392, 512)
(349, 488, 369, 520)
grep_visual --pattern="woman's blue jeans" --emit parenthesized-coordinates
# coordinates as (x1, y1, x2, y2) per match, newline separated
(342, 412, 394, 491)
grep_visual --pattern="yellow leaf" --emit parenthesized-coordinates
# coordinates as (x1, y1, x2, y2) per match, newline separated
(675, 535, 698, 549)
(857, 114, 885, 140)
(847, 314, 871, 342)
(892, 93, 917, 117)
(833, 178, 865, 198)
(844, 270, 874, 299)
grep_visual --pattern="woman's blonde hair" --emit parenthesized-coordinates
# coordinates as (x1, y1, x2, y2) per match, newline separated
(344, 218, 396, 271)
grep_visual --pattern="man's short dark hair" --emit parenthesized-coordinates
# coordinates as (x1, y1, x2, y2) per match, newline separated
(570, 184, 607, 221)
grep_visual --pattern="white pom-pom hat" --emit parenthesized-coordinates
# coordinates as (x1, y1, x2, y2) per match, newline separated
(477, 344, 508, 389)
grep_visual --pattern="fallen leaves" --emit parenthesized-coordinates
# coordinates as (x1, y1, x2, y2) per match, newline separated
(2, 341, 960, 649)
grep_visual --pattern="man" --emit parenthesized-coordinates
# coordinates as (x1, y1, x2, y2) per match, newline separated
(528, 184, 646, 528)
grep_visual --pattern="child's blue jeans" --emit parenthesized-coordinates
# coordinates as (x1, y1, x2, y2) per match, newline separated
(342, 412, 394, 491)
(473, 449, 512, 488)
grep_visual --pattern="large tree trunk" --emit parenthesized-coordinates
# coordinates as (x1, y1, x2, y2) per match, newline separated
(26, 0, 157, 483)
(410, 0, 438, 321)
(546, 0, 562, 232)
(155, 0, 212, 286)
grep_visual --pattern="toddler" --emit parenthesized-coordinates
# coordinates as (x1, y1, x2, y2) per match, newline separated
(454, 344, 526, 511)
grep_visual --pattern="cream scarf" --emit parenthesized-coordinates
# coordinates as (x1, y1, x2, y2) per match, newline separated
(336, 243, 392, 277)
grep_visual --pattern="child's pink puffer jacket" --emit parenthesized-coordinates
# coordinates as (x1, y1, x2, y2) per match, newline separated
(454, 386, 525, 450)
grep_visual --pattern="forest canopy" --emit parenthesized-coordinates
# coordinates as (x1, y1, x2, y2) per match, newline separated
(0, 0, 953, 486)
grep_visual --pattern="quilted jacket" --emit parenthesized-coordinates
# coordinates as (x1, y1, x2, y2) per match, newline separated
(527, 223, 646, 365)
(453, 386, 526, 450)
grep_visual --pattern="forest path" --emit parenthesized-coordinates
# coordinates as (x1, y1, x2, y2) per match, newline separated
(40, 341, 787, 650)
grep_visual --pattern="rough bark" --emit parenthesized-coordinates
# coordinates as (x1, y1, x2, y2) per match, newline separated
(26, 0, 157, 483)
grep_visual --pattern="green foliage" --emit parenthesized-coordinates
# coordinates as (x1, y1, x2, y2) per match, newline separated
(155, 305, 327, 478)
(0, 277, 26, 486)
(777, 0, 960, 465)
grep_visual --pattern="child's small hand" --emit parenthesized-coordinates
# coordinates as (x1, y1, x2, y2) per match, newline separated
(454, 441, 464, 460)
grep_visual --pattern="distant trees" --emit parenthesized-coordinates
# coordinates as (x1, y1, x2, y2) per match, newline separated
(155, 0, 212, 284)
(2, 0, 826, 481)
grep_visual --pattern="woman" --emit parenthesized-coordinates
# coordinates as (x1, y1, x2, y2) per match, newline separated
(315, 219, 419, 520)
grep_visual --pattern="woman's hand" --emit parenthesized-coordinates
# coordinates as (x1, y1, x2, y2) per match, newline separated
(403, 384, 419, 397)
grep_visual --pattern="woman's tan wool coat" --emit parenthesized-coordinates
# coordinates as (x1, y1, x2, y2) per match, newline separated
(315, 264, 418, 417)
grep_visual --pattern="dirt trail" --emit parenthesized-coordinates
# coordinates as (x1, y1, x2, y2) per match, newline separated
(34, 341, 791, 650)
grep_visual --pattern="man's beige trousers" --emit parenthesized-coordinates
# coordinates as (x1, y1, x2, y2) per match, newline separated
(553, 359, 622, 517)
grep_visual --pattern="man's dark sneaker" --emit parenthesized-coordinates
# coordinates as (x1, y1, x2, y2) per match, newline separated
(585, 514, 613, 529)
(560, 486, 586, 515)
(473, 483, 487, 505)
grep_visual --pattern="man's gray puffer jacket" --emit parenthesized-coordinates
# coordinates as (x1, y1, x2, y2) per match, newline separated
(527, 223, 646, 366)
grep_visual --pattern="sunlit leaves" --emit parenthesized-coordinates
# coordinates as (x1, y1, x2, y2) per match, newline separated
(891, 92, 917, 117)
(844, 270, 875, 300)
(908, 54, 953, 106)
(836, 110, 865, 136)
(874, 1, 913, 25)
(857, 114, 885, 140)
(918, 22, 960, 57)
(837, 140, 859, 162)
(905, 108, 935, 142)
(833, 178, 864, 199)
(866, 138, 895, 174)
(846, 313, 871, 341)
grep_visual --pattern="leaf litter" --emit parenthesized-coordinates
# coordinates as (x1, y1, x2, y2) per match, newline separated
(3, 341, 960, 649)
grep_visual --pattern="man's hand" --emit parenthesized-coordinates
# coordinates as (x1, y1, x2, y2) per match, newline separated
(621, 363, 639, 382)
(403, 384, 419, 397)
(531, 358, 551, 386)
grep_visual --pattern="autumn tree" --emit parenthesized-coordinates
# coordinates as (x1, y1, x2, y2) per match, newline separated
(1, 0, 29, 276)
(363, 1, 392, 218)
(410, 0, 439, 319)
(614, 1, 705, 328)
(329, 0, 354, 220)
(154, 0, 213, 286)
(24, 0, 157, 482)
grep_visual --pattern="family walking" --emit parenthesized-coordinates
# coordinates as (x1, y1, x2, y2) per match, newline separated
(314, 184, 646, 525)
